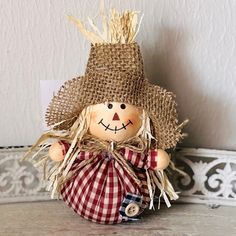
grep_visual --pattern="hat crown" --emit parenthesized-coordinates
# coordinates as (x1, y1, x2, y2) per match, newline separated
(85, 42, 144, 76)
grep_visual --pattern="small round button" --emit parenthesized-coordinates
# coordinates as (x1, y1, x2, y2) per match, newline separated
(125, 202, 140, 217)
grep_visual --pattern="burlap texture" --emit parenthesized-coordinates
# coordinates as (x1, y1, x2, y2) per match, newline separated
(85, 43, 144, 76)
(45, 42, 184, 149)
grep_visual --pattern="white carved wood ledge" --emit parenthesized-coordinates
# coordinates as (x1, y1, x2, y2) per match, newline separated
(0, 147, 235, 206)
(173, 148, 236, 207)
(0, 147, 50, 203)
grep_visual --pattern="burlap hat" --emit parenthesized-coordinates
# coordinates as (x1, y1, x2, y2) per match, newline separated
(45, 42, 185, 149)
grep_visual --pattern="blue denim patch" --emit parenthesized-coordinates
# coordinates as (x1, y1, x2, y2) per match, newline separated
(119, 192, 143, 221)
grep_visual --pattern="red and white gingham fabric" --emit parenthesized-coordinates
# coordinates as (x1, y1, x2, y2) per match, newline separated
(60, 142, 158, 224)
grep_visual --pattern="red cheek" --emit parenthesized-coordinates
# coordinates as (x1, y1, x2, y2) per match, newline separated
(91, 112, 99, 121)
(124, 113, 140, 125)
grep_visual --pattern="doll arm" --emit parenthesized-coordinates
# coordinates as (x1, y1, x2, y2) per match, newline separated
(122, 148, 147, 169)
(49, 141, 70, 161)
(123, 148, 170, 170)
(147, 149, 170, 170)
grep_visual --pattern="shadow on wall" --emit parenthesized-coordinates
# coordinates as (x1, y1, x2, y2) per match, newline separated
(140, 27, 229, 149)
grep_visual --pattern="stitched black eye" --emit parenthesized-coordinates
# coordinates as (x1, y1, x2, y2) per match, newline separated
(120, 104, 126, 109)
(107, 103, 113, 109)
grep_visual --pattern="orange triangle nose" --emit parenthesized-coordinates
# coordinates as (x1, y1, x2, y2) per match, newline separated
(112, 112, 120, 121)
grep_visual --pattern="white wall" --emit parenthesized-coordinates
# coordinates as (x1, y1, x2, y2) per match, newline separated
(1, 0, 236, 150)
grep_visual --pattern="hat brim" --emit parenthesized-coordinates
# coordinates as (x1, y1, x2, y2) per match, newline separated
(45, 74, 184, 149)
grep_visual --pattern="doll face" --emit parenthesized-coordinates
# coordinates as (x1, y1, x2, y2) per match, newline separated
(88, 102, 143, 142)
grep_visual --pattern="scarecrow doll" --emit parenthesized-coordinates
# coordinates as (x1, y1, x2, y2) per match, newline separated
(23, 8, 187, 224)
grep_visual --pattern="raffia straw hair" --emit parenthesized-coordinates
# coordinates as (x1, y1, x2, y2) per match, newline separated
(67, 8, 143, 44)
(23, 105, 153, 195)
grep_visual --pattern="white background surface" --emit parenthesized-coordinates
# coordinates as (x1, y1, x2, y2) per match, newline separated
(1, 0, 236, 150)
(40, 80, 64, 131)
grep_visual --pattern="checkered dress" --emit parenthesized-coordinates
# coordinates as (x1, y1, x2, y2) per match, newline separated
(60, 142, 158, 224)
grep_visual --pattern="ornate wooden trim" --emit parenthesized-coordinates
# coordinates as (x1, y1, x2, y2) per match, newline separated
(174, 148, 236, 206)
(0, 147, 235, 206)
(0, 147, 50, 203)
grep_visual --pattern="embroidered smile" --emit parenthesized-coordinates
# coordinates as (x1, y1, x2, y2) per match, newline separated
(98, 119, 133, 134)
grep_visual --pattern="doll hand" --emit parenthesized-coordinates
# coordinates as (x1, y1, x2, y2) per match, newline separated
(155, 149, 170, 170)
(49, 142, 65, 162)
